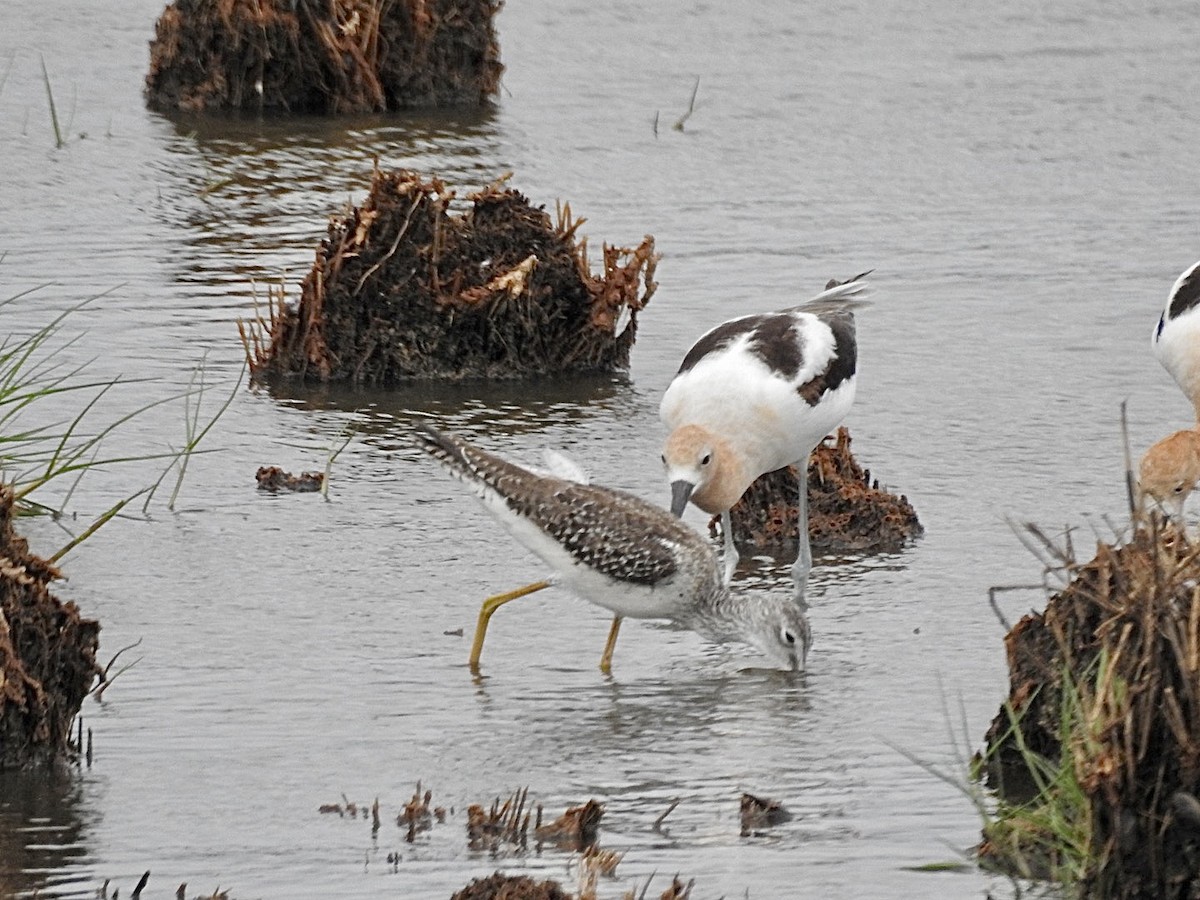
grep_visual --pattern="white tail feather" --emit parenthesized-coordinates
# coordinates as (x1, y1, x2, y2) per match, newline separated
(799, 270, 872, 313)
(538, 447, 590, 484)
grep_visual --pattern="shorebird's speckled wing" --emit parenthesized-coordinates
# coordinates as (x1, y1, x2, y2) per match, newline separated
(417, 425, 692, 586)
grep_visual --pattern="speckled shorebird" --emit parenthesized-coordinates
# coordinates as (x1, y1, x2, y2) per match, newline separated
(415, 424, 810, 674)
(1139, 429, 1200, 524)
(660, 271, 869, 601)
(1153, 259, 1200, 421)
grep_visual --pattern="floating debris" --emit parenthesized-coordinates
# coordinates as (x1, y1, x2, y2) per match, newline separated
(255, 466, 324, 492)
(0, 485, 101, 770)
(657, 876, 695, 900)
(240, 168, 658, 384)
(580, 844, 623, 877)
(980, 519, 1200, 894)
(398, 783, 441, 842)
(575, 844, 624, 899)
(716, 427, 922, 556)
(466, 788, 533, 853)
(465, 791, 603, 854)
(533, 799, 604, 851)
(145, 0, 503, 114)
(739, 792, 792, 836)
(317, 793, 374, 819)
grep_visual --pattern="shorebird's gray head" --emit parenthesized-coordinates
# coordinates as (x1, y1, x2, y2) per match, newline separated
(747, 599, 811, 672)
(694, 591, 811, 672)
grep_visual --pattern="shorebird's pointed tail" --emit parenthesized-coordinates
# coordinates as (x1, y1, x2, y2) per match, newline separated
(415, 423, 472, 475)
(415, 423, 521, 500)
(799, 269, 872, 314)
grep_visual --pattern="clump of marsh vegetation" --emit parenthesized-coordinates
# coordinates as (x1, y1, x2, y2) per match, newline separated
(977, 510, 1200, 897)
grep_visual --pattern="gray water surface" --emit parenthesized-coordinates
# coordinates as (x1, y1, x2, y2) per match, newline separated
(2, 1, 1199, 897)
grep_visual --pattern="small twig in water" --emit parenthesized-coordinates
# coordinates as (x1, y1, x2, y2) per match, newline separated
(672, 77, 700, 131)
(653, 798, 680, 831)
(322, 422, 356, 501)
(90, 637, 144, 700)
(1120, 399, 1137, 519)
(142, 357, 245, 513)
(39, 54, 64, 148)
(50, 491, 148, 564)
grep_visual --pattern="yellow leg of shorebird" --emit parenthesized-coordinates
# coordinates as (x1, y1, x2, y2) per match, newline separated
(599, 615, 623, 674)
(469, 579, 553, 671)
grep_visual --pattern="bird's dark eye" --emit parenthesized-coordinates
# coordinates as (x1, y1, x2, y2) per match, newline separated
(661, 453, 667, 465)
(783, 630, 796, 645)
(701, 454, 711, 466)
(1175, 485, 1186, 493)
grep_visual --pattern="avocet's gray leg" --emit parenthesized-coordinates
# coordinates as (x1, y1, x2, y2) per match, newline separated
(791, 455, 812, 606)
(721, 509, 739, 586)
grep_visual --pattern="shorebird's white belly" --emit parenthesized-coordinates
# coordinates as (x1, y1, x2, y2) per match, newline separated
(1155, 314, 1200, 407)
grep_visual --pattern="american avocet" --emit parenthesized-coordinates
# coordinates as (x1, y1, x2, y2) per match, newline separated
(416, 424, 810, 673)
(1139, 428, 1200, 524)
(1152, 259, 1200, 420)
(660, 272, 869, 601)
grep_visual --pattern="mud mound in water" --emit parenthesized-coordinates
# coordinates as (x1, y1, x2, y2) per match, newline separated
(981, 520, 1200, 896)
(243, 168, 658, 383)
(0, 486, 100, 770)
(146, 0, 503, 113)
(450, 873, 570, 900)
(715, 427, 922, 555)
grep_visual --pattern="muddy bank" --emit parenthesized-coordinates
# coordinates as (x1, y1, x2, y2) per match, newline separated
(0, 486, 100, 770)
(242, 168, 658, 383)
(981, 521, 1200, 896)
(715, 427, 922, 556)
(146, 0, 503, 113)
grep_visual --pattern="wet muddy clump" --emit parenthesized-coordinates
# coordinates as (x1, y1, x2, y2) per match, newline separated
(0, 486, 100, 770)
(242, 168, 658, 383)
(466, 789, 602, 854)
(714, 427, 922, 556)
(146, 0, 503, 113)
(980, 520, 1200, 896)
(739, 791, 791, 836)
(255, 466, 324, 492)
(450, 873, 570, 900)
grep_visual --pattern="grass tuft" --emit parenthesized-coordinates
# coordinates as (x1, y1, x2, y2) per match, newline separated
(0, 284, 238, 557)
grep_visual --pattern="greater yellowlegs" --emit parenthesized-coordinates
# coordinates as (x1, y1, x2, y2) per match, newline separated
(1139, 428, 1200, 524)
(416, 424, 810, 673)
(660, 271, 869, 602)
(1152, 259, 1200, 421)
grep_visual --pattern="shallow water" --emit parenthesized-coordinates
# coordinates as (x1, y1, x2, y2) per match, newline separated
(2, 1, 1200, 897)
